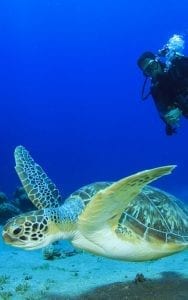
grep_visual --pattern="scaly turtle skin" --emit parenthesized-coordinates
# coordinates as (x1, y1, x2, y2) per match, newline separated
(2, 146, 188, 261)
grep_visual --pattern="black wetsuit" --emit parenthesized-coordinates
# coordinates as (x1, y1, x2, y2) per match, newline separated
(150, 55, 188, 134)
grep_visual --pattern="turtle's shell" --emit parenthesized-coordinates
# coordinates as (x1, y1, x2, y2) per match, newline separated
(66, 182, 188, 244)
(65, 182, 112, 206)
(117, 186, 188, 244)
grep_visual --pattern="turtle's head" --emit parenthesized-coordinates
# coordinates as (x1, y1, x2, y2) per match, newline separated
(2, 209, 63, 250)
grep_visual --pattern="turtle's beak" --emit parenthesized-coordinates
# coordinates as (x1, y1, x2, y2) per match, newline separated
(2, 231, 24, 246)
(2, 232, 13, 244)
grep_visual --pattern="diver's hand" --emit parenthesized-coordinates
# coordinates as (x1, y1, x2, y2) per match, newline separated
(164, 107, 182, 127)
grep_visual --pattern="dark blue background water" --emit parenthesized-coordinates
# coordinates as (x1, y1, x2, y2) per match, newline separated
(0, 0, 188, 199)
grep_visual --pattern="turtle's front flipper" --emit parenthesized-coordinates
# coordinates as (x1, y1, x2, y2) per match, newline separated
(14, 146, 62, 209)
(78, 166, 176, 233)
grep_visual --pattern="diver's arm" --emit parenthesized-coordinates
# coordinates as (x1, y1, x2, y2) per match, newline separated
(152, 88, 170, 120)
(155, 99, 182, 127)
(151, 89, 181, 135)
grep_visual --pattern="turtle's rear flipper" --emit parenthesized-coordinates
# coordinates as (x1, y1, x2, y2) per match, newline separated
(78, 165, 176, 233)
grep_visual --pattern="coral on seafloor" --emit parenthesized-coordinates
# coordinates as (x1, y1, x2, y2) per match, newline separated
(0, 186, 35, 225)
(0, 191, 21, 224)
(13, 186, 35, 211)
(0, 192, 8, 204)
(42, 242, 79, 260)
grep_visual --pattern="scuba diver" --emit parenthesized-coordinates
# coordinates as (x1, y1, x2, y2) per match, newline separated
(137, 34, 188, 135)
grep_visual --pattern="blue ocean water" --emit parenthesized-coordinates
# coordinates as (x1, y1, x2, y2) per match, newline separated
(0, 0, 188, 200)
(1, 3, 188, 299)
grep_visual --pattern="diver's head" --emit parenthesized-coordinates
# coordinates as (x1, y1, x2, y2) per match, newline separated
(137, 51, 163, 78)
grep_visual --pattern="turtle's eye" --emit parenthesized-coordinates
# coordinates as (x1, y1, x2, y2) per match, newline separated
(13, 227, 22, 236)
(9, 225, 23, 236)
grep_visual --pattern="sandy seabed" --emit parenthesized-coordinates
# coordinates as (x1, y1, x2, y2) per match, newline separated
(0, 228, 188, 300)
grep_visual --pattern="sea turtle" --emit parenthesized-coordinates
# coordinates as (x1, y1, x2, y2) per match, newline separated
(2, 146, 188, 261)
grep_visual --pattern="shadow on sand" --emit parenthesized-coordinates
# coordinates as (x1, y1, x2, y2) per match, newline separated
(47, 271, 188, 300)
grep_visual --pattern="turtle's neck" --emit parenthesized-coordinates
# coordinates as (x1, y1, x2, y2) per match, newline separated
(59, 198, 85, 222)
(43, 198, 85, 241)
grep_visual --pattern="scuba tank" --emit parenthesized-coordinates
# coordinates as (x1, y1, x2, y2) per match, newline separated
(141, 34, 186, 100)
